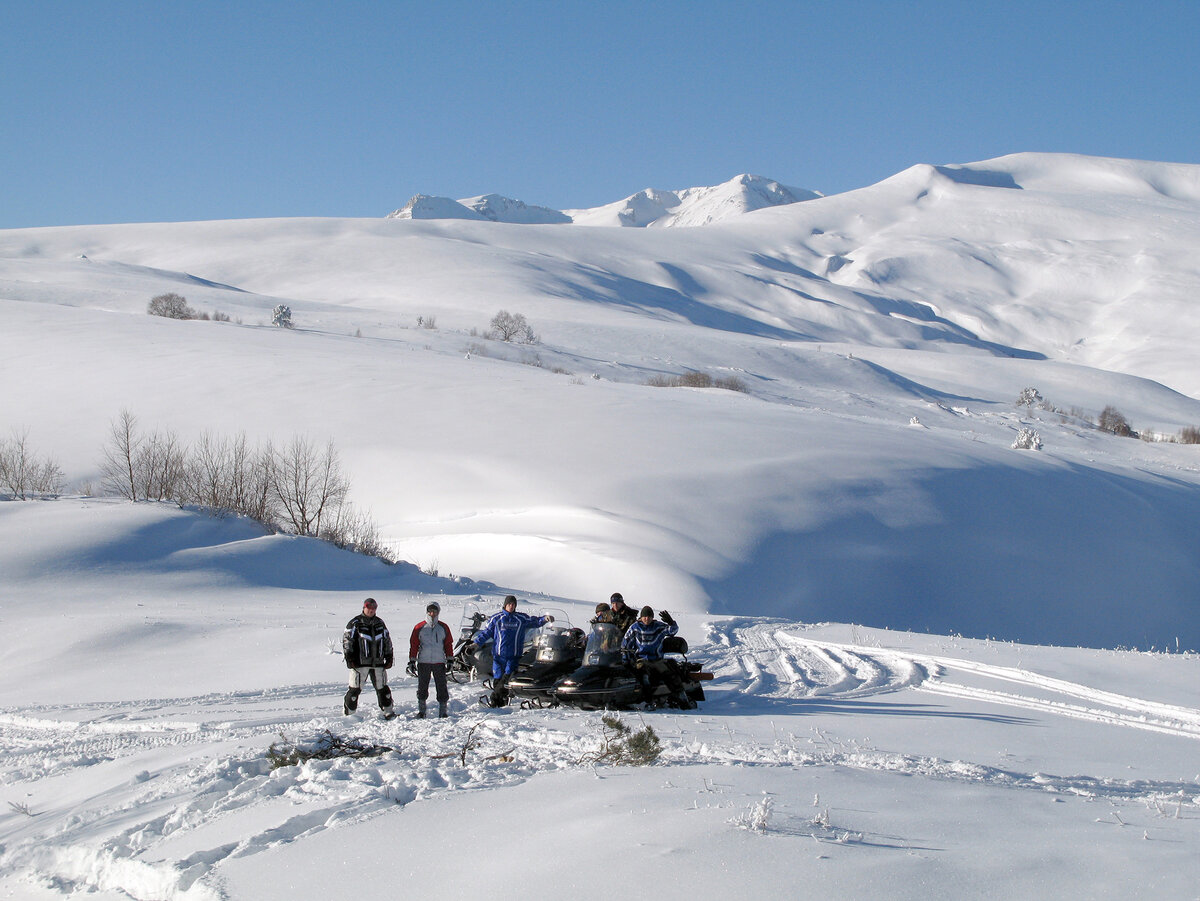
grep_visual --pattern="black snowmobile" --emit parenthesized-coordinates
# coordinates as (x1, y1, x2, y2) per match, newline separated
(447, 606, 490, 684)
(505, 622, 588, 708)
(551, 621, 710, 710)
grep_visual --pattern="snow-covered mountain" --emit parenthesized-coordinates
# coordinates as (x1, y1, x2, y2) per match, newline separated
(1, 151, 1198, 648)
(564, 173, 822, 227)
(2, 151, 1199, 900)
(386, 174, 820, 226)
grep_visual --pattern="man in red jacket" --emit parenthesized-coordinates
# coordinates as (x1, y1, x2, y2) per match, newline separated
(408, 601, 455, 718)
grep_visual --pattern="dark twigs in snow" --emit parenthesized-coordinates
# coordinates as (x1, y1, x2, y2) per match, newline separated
(266, 730, 393, 769)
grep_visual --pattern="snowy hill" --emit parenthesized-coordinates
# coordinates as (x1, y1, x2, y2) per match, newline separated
(384, 174, 819, 226)
(1, 151, 1199, 652)
(1, 150, 1199, 898)
(564, 173, 822, 227)
(0, 499, 1196, 899)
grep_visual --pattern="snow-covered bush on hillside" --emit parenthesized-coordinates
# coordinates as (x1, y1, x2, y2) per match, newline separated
(1012, 427, 1043, 450)
(1016, 386, 1046, 409)
(488, 309, 537, 344)
(271, 304, 294, 329)
(147, 292, 197, 320)
(0, 430, 64, 499)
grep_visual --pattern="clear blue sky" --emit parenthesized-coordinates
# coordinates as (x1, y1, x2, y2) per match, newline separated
(3, 0, 1197, 228)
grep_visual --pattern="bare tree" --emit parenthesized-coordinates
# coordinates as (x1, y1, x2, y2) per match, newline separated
(1098, 405, 1135, 438)
(488, 310, 536, 344)
(0, 429, 64, 499)
(271, 436, 349, 536)
(100, 410, 142, 500)
(147, 293, 197, 320)
(138, 428, 188, 503)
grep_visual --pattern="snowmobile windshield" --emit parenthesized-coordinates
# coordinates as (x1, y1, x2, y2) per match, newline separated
(457, 603, 489, 639)
(583, 622, 625, 666)
(533, 626, 575, 661)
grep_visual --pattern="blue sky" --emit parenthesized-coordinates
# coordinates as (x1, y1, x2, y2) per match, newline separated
(3, 0, 1197, 228)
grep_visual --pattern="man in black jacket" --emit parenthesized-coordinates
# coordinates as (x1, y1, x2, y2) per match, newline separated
(608, 592, 637, 636)
(342, 597, 396, 718)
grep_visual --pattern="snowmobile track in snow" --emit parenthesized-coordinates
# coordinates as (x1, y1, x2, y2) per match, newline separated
(705, 619, 1200, 741)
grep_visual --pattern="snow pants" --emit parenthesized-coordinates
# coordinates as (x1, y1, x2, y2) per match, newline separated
(344, 666, 394, 715)
(416, 663, 449, 705)
(489, 656, 519, 706)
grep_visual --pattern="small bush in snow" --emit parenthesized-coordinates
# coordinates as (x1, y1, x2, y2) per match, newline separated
(1180, 426, 1200, 445)
(645, 372, 748, 393)
(1098, 405, 1136, 438)
(730, 795, 774, 833)
(147, 292, 197, 320)
(271, 304, 294, 329)
(578, 715, 661, 766)
(1012, 427, 1043, 450)
(0, 430, 65, 499)
(1016, 387, 1045, 408)
(488, 309, 537, 344)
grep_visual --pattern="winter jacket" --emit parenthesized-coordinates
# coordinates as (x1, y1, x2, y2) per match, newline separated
(609, 605, 637, 636)
(473, 610, 548, 662)
(409, 618, 454, 664)
(621, 618, 678, 662)
(343, 614, 394, 668)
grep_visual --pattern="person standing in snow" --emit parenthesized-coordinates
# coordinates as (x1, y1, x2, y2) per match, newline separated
(342, 597, 396, 718)
(608, 592, 637, 636)
(621, 605, 695, 709)
(472, 595, 552, 707)
(407, 601, 454, 718)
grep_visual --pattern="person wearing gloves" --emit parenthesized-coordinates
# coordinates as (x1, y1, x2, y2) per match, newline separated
(342, 597, 396, 719)
(408, 601, 455, 718)
(472, 595, 553, 707)
(621, 606, 695, 709)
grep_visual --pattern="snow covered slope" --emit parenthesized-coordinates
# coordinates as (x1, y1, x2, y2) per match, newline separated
(0, 501, 1195, 900)
(1, 152, 1199, 653)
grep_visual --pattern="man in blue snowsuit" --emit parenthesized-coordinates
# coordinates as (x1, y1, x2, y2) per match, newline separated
(472, 595, 552, 707)
(621, 606, 695, 709)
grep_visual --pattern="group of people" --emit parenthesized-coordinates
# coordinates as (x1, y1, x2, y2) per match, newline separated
(341, 596, 455, 719)
(595, 592, 696, 709)
(341, 590, 692, 718)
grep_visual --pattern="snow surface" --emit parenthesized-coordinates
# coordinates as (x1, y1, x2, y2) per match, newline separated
(0, 151, 1198, 898)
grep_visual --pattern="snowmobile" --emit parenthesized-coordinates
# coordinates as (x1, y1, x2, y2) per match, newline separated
(446, 602, 568, 689)
(551, 621, 710, 710)
(447, 606, 490, 684)
(505, 622, 588, 708)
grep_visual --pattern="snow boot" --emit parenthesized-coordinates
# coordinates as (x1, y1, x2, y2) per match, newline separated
(438, 703, 449, 718)
(416, 700, 427, 719)
(343, 687, 360, 715)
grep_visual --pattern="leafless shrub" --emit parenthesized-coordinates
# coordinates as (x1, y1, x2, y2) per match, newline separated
(270, 436, 349, 537)
(147, 292, 197, 320)
(0, 429, 65, 499)
(100, 409, 143, 501)
(1098, 405, 1136, 438)
(1180, 426, 1200, 445)
(645, 372, 748, 393)
(487, 310, 537, 344)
